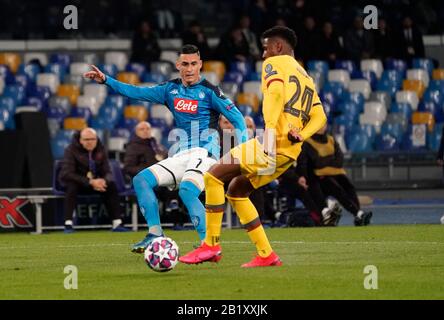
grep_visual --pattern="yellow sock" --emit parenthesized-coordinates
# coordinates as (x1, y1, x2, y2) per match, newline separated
(227, 195, 273, 257)
(203, 172, 225, 247)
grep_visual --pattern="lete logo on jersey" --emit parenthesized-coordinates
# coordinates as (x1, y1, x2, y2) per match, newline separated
(174, 98, 198, 114)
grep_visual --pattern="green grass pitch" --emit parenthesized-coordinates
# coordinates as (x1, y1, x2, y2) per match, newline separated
(1, 225, 443, 300)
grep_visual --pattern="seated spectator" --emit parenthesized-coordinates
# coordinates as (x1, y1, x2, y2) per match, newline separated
(130, 20, 161, 68)
(123, 121, 184, 229)
(397, 16, 425, 59)
(239, 14, 261, 61)
(59, 128, 129, 233)
(123, 121, 167, 178)
(216, 26, 251, 68)
(297, 125, 373, 226)
(319, 21, 343, 67)
(181, 20, 212, 60)
(343, 16, 374, 61)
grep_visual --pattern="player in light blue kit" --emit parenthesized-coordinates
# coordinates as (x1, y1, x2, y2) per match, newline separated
(84, 45, 247, 253)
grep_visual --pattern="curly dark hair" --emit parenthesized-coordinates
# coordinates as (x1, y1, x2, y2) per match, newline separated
(261, 26, 297, 48)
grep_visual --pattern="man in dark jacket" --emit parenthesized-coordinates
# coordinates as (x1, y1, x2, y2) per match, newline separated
(59, 128, 128, 233)
(123, 121, 167, 178)
(297, 125, 372, 226)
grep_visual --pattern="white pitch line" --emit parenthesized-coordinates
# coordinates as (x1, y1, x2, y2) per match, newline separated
(0, 240, 443, 250)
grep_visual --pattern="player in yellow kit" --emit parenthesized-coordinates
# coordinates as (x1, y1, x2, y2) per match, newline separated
(179, 26, 327, 267)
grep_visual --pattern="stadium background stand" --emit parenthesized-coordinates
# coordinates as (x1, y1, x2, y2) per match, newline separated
(1, 0, 444, 190)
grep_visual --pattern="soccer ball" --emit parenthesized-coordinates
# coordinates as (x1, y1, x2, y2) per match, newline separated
(144, 237, 179, 272)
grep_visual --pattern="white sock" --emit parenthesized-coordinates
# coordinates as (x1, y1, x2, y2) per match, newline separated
(65, 220, 73, 226)
(148, 225, 163, 236)
(112, 219, 122, 228)
(322, 207, 330, 217)
(357, 210, 364, 219)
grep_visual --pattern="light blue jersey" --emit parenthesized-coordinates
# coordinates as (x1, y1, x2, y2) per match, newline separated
(105, 76, 247, 157)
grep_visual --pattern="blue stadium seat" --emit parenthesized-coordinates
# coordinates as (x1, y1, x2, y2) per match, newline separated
(381, 70, 404, 88)
(44, 63, 67, 82)
(375, 133, 400, 151)
(126, 63, 146, 79)
(45, 105, 67, 126)
(401, 125, 428, 150)
(342, 91, 365, 112)
(376, 79, 398, 97)
(111, 128, 131, 139)
(0, 64, 15, 84)
(307, 60, 329, 76)
(0, 108, 13, 129)
(18, 63, 40, 83)
(104, 95, 127, 111)
(385, 59, 407, 76)
(49, 53, 72, 69)
(238, 104, 253, 116)
(70, 107, 92, 121)
(109, 160, 134, 195)
(429, 80, 444, 93)
(14, 74, 32, 94)
(29, 86, 51, 104)
(380, 122, 405, 139)
(428, 123, 443, 151)
(347, 132, 373, 153)
(422, 89, 444, 105)
(413, 58, 434, 76)
(128, 99, 151, 110)
(2, 84, 26, 105)
(322, 101, 333, 121)
(337, 101, 361, 119)
(390, 102, 413, 120)
(121, 118, 139, 131)
(142, 72, 167, 84)
(229, 61, 252, 77)
(0, 96, 16, 114)
(25, 96, 45, 112)
(253, 113, 264, 129)
(223, 71, 244, 86)
(320, 90, 337, 112)
(50, 136, 71, 160)
(97, 104, 121, 125)
(246, 71, 261, 81)
(322, 81, 346, 102)
(98, 63, 118, 79)
(90, 116, 115, 130)
(335, 60, 358, 75)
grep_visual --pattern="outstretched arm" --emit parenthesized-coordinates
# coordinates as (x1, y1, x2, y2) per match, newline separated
(84, 65, 167, 104)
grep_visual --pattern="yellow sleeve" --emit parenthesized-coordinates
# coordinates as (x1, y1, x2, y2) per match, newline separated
(262, 61, 285, 129)
(299, 92, 327, 140)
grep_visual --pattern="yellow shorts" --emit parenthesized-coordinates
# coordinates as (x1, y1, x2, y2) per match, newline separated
(230, 138, 295, 189)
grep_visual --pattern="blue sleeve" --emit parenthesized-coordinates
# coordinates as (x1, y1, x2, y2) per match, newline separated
(104, 76, 167, 104)
(210, 89, 248, 144)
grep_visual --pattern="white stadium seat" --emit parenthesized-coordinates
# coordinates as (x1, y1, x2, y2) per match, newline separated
(0, 78, 4, 95)
(150, 104, 174, 126)
(361, 59, 383, 79)
(349, 79, 371, 99)
(396, 91, 419, 111)
(83, 83, 108, 105)
(359, 114, 383, 130)
(70, 62, 91, 76)
(160, 50, 178, 65)
(201, 71, 220, 85)
(37, 73, 59, 93)
(169, 72, 180, 80)
(150, 61, 173, 78)
(150, 127, 163, 143)
(108, 137, 128, 152)
(363, 101, 387, 121)
(308, 70, 324, 92)
(328, 69, 350, 88)
(243, 81, 262, 100)
(369, 91, 391, 110)
(105, 52, 128, 71)
(76, 95, 100, 115)
(407, 69, 429, 88)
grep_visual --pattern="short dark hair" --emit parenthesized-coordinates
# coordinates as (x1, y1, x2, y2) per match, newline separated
(179, 44, 200, 56)
(262, 26, 297, 48)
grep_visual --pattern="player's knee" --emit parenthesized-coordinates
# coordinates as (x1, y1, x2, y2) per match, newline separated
(203, 172, 224, 189)
(227, 176, 253, 198)
(133, 169, 157, 189)
(178, 181, 200, 199)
